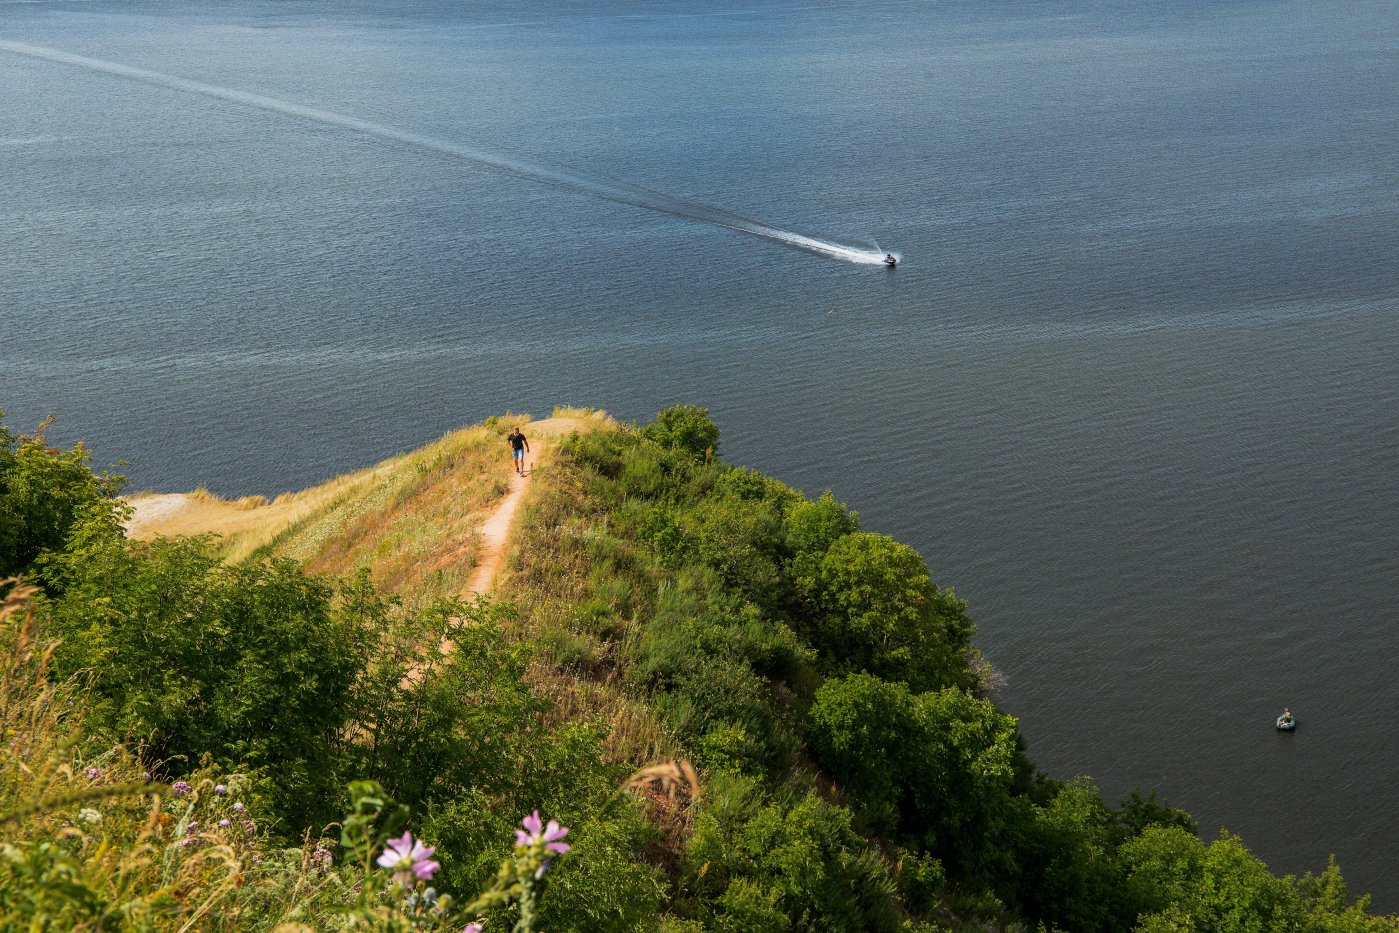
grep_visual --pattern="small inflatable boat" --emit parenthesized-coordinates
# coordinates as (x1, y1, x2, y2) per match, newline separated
(1276, 714, 1296, 731)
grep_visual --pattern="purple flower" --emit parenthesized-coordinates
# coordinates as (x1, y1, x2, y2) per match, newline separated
(218, 819, 231, 828)
(185, 821, 199, 835)
(172, 781, 192, 796)
(214, 784, 228, 795)
(313, 847, 333, 868)
(232, 802, 245, 813)
(463, 924, 484, 933)
(376, 831, 440, 882)
(514, 811, 570, 856)
(85, 767, 102, 781)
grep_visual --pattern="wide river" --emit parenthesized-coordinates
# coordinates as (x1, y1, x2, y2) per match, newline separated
(4, 0, 1396, 906)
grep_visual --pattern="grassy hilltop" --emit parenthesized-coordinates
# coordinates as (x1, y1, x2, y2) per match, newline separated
(1, 405, 1394, 932)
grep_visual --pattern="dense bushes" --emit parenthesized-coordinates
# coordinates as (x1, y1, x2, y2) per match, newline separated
(39, 532, 362, 828)
(0, 413, 124, 577)
(682, 775, 902, 932)
(5, 402, 1396, 931)
(512, 407, 1399, 932)
(808, 672, 1021, 877)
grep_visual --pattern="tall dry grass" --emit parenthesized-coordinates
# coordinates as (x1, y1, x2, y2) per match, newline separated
(0, 582, 295, 929)
(502, 432, 679, 771)
(125, 420, 530, 602)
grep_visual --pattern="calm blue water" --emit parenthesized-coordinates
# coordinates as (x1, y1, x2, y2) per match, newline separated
(4, 0, 1397, 905)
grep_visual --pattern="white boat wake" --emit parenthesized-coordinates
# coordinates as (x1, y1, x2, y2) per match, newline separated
(1, 41, 896, 266)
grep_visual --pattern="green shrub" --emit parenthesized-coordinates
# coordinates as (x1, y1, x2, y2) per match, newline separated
(684, 775, 902, 932)
(39, 532, 364, 829)
(682, 496, 785, 606)
(809, 674, 1021, 883)
(0, 413, 125, 578)
(806, 533, 975, 692)
(641, 405, 720, 459)
(539, 628, 601, 673)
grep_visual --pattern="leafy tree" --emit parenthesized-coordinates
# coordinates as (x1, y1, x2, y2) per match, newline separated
(809, 673, 1021, 883)
(785, 490, 859, 558)
(0, 413, 124, 578)
(38, 531, 368, 828)
(1121, 828, 1319, 932)
(684, 774, 902, 932)
(1117, 788, 1198, 838)
(641, 405, 720, 459)
(807, 533, 975, 692)
(1016, 779, 1129, 932)
(682, 496, 785, 605)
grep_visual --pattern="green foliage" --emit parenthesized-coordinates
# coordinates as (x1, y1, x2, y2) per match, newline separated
(0, 413, 125, 578)
(806, 533, 975, 692)
(1117, 788, 1198, 838)
(10, 404, 1397, 933)
(641, 405, 721, 458)
(808, 673, 1021, 881)
(1017, 778, 1129, 932)
(683, 774, 902, 932)
(39, 532, 364, 828)
(1118, 829, 1399, 933)
(784, 489, 859, 552)
(682, 496, 785, 604)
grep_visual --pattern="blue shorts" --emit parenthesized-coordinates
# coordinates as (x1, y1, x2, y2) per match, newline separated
(513, 448, 524, 460)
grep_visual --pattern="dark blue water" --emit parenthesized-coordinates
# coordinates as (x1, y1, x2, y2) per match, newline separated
(4, 0, 1397, 905)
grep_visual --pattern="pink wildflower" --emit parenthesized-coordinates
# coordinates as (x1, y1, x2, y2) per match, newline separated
(232, 802, 246, 813)
(376, 831, 440, 882)
(514, 811, 570, 855)
(463, 924, 484, 933)
(218, 819, 231, 828)
(85, 767, 102, 780)
(172, 781, 192, 796)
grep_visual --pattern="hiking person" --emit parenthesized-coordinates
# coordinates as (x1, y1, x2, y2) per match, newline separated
(508, 427, 530, 475)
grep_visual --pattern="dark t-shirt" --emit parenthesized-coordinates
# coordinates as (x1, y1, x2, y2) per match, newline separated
(509, 432, 527, 451)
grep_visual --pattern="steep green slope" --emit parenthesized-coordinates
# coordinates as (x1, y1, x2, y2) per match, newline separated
(3, 405, 1394, 932)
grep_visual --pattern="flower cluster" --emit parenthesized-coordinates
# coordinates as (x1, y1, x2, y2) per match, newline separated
(377, 831, 440, 886)
(514, 810, 570, 879)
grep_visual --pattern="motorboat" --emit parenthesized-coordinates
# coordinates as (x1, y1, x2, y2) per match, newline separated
(883, 253, 897, 268)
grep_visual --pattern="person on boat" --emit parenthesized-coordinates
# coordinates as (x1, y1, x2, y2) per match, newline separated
(1280, 708, 1292, 722)
(885, 253, 896, 264)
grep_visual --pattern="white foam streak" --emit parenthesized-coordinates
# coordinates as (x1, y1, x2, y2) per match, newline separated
(1, 41, 894, 266)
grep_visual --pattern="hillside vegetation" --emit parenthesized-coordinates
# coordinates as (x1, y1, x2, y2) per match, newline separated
(1, 405, 1394, 932)
(126, 410, 608, 602)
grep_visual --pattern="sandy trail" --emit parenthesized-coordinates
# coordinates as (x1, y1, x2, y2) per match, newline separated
(464, 459, 533, 597)
(462, 416, 592, 596)
(124, 412, 604, 674)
